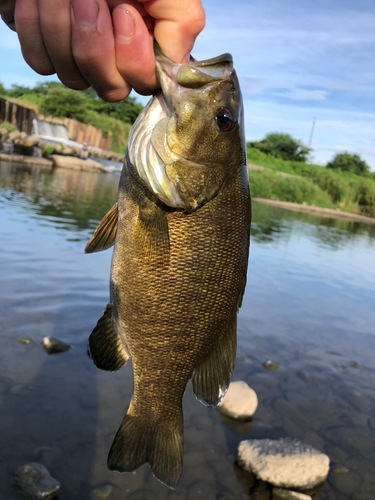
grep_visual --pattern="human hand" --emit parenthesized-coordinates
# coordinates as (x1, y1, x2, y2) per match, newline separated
(0, 0, 205, 101)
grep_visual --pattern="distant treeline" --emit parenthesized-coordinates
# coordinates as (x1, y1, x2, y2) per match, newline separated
(0, 81, 144, 153)
(247, 145, 375, 218)
(247, 132, 372, 177)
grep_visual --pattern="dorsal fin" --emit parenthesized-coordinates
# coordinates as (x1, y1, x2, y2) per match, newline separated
(85, 203, 118, 254)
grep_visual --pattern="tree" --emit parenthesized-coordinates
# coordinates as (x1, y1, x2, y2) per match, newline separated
(247, 132, 311, 162)
(32, 81, 65, 95)
(7, 84, 34, 98)
(83, 90, 143, 124)
(326, 152, 370, 176)
(40, 87, 88, 122)
(0, 82, 6, 96)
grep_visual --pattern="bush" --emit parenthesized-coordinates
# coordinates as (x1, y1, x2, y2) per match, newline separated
(249, 169, 334, 207)
(355, 180, 375, 215)
(247, 132, 311, 162)
(326, 152, 370, 176)
(0, 121, 18, 133)
(40, 87, 88, 122)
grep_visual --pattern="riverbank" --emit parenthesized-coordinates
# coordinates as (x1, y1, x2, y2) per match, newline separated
(247, 148, 375, 219)
(253, 197, 375, 225)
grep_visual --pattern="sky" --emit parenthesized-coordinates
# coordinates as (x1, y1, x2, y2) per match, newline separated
(0, 0, 374, 169)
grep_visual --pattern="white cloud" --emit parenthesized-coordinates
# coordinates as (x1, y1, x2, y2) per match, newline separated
(274, 89, 329, 101)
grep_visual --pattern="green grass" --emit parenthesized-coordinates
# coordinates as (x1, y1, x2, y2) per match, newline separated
(247, 147, 375, 217)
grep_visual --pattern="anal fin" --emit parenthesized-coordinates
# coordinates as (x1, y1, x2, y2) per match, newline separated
(88, 304, 129, 371)
(192, 316, 237, 407)
(85, 203, 118, 254)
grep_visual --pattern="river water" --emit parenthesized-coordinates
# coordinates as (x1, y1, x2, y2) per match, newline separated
(0, 161, 374, 500)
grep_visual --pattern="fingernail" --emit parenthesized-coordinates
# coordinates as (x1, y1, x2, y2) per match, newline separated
(114, 8, 135, 44)
(72, 0, 98, 26)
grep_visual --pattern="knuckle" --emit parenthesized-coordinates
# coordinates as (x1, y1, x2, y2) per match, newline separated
(96, 88, 131, 103)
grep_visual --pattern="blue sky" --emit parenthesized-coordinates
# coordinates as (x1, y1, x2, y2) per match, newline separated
(0, 0, 374, 168)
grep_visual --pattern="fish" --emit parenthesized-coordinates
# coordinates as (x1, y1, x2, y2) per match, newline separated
(84, 43, 251, 489)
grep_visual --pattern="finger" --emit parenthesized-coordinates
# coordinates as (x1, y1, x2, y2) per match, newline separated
(141, 0, 205, 63)
(0, 0, 16, 30)
(112, 4, 158, 95)
(38, 0, 89, 90)
(14, 0, 54, 75)
(71, 0, 132, 102)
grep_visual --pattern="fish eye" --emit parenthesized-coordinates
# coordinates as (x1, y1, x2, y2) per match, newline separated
(215, 107, 234, 132)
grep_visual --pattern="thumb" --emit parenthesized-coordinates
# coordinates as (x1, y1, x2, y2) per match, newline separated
(144, 0, 205, 63)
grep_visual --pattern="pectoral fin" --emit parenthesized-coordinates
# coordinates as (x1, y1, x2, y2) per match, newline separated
(135, 197, 170, 270)
(88, 304, 129, 371)
(85, 203, 118, 254)
(192, 315, 237, 407)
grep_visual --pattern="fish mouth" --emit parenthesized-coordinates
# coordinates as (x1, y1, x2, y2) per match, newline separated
(154, 41, 233, 93)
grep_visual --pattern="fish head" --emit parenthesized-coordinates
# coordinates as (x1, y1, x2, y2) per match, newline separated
(127, 44, 246, 212)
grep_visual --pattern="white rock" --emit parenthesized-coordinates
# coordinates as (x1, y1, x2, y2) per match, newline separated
(273, 488, 311, 500)
(217, 380, 258, 419)
(237, 438, 329, 489)
(42, 337, 71, 354)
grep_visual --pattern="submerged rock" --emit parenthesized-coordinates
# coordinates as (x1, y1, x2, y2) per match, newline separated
(332, 466, 349, 474)
(217, 380, 258, 420)
(92, 484, 113, 498)
(273, 488, 311, 500)
(42, 337, 71, 354)
(237, 438, 329, 489)
(262, 360, 279, 371)
(12, 462, 60, 500)
(19, 337, 32, 345)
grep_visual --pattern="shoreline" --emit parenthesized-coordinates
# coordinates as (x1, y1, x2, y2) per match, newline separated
(253, 197, 375, 225)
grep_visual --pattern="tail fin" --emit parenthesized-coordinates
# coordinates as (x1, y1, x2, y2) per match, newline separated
(107, 413, 183, 489)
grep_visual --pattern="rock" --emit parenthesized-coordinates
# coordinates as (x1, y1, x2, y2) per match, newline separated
(332, 466, 349, 474)
(0, 127, 8, 140)
(7, 130, 22, 142)
(33, 447, 51, 460)
(42, 337, 71, 354)
(217, 381, 258, 420)
(92, 484, 113, 498)
(50, 154, 107, 172)
(10, 384, 33, 394)
(272, 488, 311, 500)
(12, 462, 60, 500)
(24, 135, 40, 147)
(19, 337, 32, 345)
(237, 438, 329, 489)
(262, 360, 279, 371)
(13, 131, 28, 144)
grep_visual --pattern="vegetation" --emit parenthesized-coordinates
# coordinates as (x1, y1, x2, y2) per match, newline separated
(247, 132, 311, 162)
(247, 146, 375, 217)
(0, 121, 18, 133)
(40, 87, 88, 122)
(0, 80, 143, 153)
(327, 152, 370, 176)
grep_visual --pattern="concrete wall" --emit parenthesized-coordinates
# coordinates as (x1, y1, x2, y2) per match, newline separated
(0, 97, 112, 150)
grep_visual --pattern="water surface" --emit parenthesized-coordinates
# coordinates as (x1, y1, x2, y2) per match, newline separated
(0, 161, 374, 500)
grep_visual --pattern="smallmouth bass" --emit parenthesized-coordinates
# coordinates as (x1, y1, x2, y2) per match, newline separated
(85, 45, 251, 488)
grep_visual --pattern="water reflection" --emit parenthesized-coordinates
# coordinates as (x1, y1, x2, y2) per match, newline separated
(0, 161, 119, 231)
(251, 202, 375, 250)
(0, 161, 375, 500)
